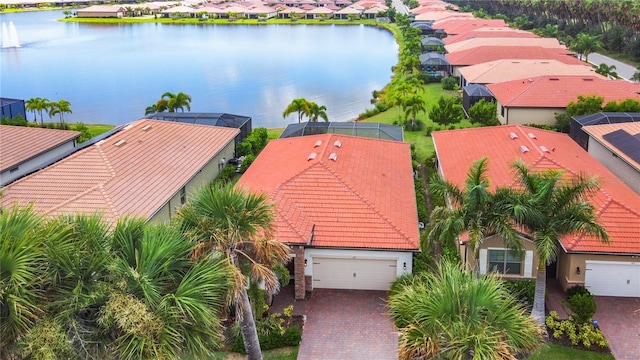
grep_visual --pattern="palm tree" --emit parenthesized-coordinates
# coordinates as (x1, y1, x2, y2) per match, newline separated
(0, 205, 69, 353)
(403, 94, 426, 128)
(104, 218, 232, 359)
(306, 102, 328, 122)
(177, 184, 291, 360)
(282, 98, 310, 123)
(388, 260, 542, 360)
(25, 98, 39, 122)
(509, 161, 609, 325)
(428, 158, 522, 270)
(48, 99, 72, 129)
(161, 91, 192, 112)
(570, 32, 603, 63)
(594, 63, 619, 79)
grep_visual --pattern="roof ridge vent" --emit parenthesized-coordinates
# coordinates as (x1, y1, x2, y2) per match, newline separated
(509, 132, 518, 139)
(519, 145, 530, 153)
(314, 140, 322, 148)
(328, 152, 338, 161)
(528, 132, 537, 139)
(333, 140, 342, 148)
(141, 124, 152, 131)
(540, 145, 550, 153)
(114, 139, 127, 147)
(308, 152, 317, 161)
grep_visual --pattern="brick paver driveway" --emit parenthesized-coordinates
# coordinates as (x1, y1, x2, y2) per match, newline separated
(271, 287, 398, 360)
(593, 296, 640, 360)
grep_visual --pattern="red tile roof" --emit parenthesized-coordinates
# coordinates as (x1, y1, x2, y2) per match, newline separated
(1, 120, 239, 226)
(433, 18, 508, 35)
(446, 46, 584, 66)
(236, 134, 420, 251)
(0, 125, 80, 172)
(487, 75, 640, 108)
(443, 27, 539, 44)
(444, 37, 564, 53)
(433, 125, 640, 254)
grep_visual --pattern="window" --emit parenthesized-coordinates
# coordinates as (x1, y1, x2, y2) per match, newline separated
(500, 106, 505, 117)
(488, 249, 521, 275)
(180, 187, 187, 205)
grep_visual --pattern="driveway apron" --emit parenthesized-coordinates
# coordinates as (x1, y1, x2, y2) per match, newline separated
(593, 296, 640, 360)
(271, 287, 398, 360)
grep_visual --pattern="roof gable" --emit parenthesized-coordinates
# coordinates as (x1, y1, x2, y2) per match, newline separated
(0, 125, 80, 172)
(237, 134, 419, 250)
(432, 125, 640, 254)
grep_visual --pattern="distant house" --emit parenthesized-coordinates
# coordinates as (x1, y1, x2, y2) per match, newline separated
(433, 125, 640, 297)
(444, 37, 565, 54)
(570, 112, 640, 150)
(459, 59, 601, 87)
(487, 75, 640, 125)
(305, 6, 333, 19)
(0, 125, 80, 186)
(414, 11, 473, 22)
(433, 18, 508, 36)
(77, 5, 125, 18)
(581, 122, 640, 195)
(445, 46, 584, 77)
(237, 134, 420, 300)
(442, 27, 539, 45)
(1, 120, 239, 226)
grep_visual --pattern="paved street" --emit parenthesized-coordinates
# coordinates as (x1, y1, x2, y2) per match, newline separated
(391, 0, 409, 15)
(588, 53, 638, 80)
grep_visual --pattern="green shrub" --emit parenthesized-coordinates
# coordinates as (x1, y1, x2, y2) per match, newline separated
(403, 119, 425, 131)
(546, 311, 608, 349)
(566, 285, 591, 298)
(503, 279, 535, 306)
(281, 326, 302, 346)
(440, 76, 459, 91)
(239, 154, 255, 173)
(389, 273, 414, 296)
(212, 164, 237, 186)
(414, 178, 428, 224)
(565, 292, 597, 324)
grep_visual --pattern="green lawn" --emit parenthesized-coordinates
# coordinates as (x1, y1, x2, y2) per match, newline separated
(362, 83, 475, 163)
(84, 123, 116, 138)
(205, 347, 298, 360)
(526, 343, 614, 360)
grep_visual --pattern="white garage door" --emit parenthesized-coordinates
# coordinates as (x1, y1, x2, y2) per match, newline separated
(312, 257, 397, 291)
(585, 261, 640, 297)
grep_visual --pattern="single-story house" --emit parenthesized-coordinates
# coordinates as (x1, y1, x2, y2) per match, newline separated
(459, 59, 601, 87)
(237, 134, 420, 300)
(487, 75, 640, 126)
(581, 122, 640, 195)
(444, 37, 565, 54)
(77, 5, 125, 18)
(334, 6, 362, 19)
(305, 6, 334, 19)
(277, 6, 306, 18)
(433, 125, 640, 297)
(0, 125, 80, 186)
(570, 112, 640, 150)
(445, 46, 584, 77)
(0, 120, 239, 227)
(161, 5, 198, 17)
(432, 18, 508, 36)
(442, 26, 539, 45)
(414, 11, 473, 22)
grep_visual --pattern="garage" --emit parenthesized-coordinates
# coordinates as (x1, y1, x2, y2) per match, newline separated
(312, 257, 397, 291)
(585, 260, 640, 297)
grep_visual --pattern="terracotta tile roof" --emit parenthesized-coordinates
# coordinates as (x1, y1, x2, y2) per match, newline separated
(414, 11, 473, 21)
(582, 122, 640, 170)
(0, 125, 80, 172)
(1, 120, 239, 226)
(433, 18, 508, 35)
(487, 75, 640, 108)
(236, 134, 420, 251)
(459, 59, 601, 85)
(432, 125, 640, 254)
(443, 27, 539, 44)
(445, 46, 584, 66)
(445, 37, 564, 53)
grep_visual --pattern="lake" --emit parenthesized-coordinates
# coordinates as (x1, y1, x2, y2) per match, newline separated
(0, 11, 398, 128)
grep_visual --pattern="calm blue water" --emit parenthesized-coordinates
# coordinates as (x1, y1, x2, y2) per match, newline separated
(0, 11, 397, 127)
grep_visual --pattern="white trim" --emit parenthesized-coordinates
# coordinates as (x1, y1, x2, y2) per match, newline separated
(524, 251, 533, 277)
(479, 249, 487, 275)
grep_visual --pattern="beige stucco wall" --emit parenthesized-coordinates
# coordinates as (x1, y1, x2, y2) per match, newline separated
(148, 140, 236, 223)
(587, 137, 640, 195)
(557, 251, 640, 291)
(496, 104, 564, 125)
(459, 234, 538, 279)
(77, 11, 122, 18)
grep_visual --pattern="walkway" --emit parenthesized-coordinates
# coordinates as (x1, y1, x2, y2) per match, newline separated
(588, 53, 638, 80)
(546, 280, 640, 360)
(271, 286, 398, 360)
